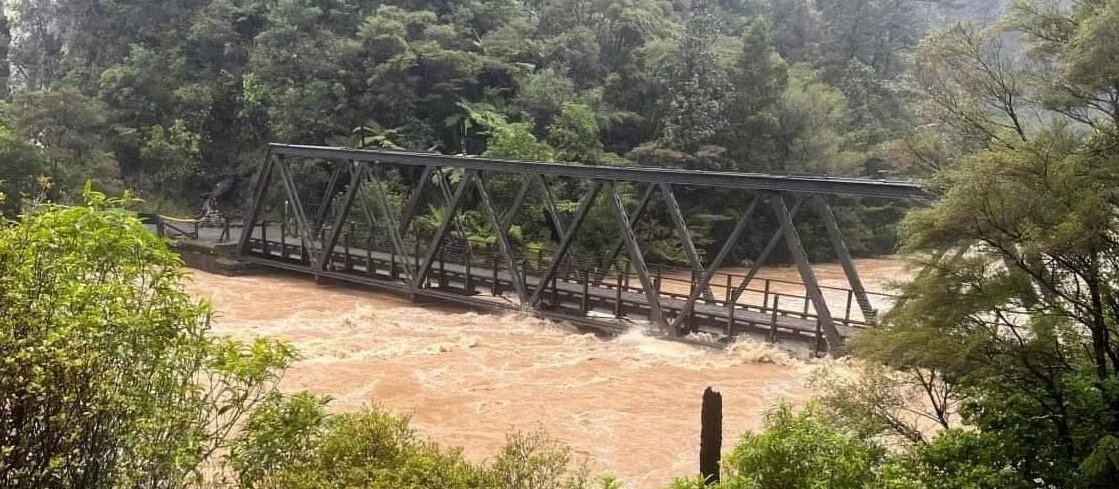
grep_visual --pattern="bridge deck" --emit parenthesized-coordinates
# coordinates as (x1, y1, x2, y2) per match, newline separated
(240, 231, 864, 353)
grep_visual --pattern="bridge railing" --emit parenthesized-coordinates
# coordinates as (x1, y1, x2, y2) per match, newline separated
(242, 218, 895, 329)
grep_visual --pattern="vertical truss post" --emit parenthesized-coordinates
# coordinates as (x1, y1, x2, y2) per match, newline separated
(413, 170, 473, 291)
(527, 181, 603, 306)
(312, 163, 345, 233)
(319, 162, 367, 271)
(606, 181, 669, 334)
(669, 196, 761, 332)
(473, 171, 527, 302)
(597, 183, 657, 283)
(811, 196, 875, 322)
(658, 183, 715, 301)
(275, 157, 320, 269)
(398, 166, 434, 234)
(730, 198, 807, 303)
(771, 194, 841, 353)
(238, 152, 276, 255)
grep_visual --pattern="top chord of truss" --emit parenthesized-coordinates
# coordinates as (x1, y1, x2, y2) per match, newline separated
(269, 144, 932, 201)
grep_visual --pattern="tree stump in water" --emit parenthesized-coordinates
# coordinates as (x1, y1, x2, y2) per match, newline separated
(700, 386, 723, 484)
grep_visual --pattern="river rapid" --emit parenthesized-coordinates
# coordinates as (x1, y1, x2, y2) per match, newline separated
(184, 258, 907, 488)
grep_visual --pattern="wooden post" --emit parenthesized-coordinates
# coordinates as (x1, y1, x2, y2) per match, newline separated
(700, 387, 723, 485)
(366, 236, 374, 276)
(465, 250, 474, 294)
(492, 254, 501, 296)
(390, 247, 398, 279)
(623, 261, 631, 291)
(343, 226, 351, 271)
(845, 289, 854, 323)
(726, 300, 736, 337)
(439, 246, 447, 288)
(762, 279, 771, 312)
(581, 269, 590, 313)
(614, 271, 623, 318)
(725, 274, 733, 303)
(261, 220, 270, 256)
(770, 296, 781, 343)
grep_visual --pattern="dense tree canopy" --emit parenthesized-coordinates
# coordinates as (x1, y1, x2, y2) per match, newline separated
(0, 0, 991, 261)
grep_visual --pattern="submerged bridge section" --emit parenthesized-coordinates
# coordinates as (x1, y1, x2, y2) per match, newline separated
(236, 144, 930, 355)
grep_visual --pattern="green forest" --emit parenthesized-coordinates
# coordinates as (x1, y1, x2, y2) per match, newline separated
(0, 0, 1000, 262)
(4, 0, 1119, 488)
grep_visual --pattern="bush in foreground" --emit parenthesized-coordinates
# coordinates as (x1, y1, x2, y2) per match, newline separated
(0, 190, 296, 487)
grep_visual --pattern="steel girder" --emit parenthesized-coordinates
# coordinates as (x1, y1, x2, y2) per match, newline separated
(238, 145, 926, 354)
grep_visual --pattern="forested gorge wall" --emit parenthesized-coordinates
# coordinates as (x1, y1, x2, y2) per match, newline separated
(0, 0, 998, 261)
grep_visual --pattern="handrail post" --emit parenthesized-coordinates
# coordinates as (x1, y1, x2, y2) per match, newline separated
(465, 249, 474, 294)
(492, 254, 500, 296)
(581, 268, 590, 313)
(770, 296, 781, 343)
(261, 220, 269, 256)
(614, 271, 623, 318)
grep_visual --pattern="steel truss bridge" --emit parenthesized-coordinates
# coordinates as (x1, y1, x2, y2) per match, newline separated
(236, 144, 930, 356)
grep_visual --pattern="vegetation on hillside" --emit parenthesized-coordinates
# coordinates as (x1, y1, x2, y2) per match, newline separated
(0, 0, 984, 262)
(3, 0, 1119, 488)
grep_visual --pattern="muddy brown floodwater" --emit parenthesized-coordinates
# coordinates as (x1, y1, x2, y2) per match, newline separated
(184, 257, 908, 488)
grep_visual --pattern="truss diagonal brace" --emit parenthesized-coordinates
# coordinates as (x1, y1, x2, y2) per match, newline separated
(365, 162, 414, 280)
(606, 181, 669, 334)
(597, 183, 657, 283)
(811, 197, 875, 321)
(238, 152, 276, 255)
(536, 174, 566, 237)
(474, 171, 528, 302)
(527, 181, 603, 306)
(413, 169, 473, 290)
(658, 183, 715, 301)
(276, 157, 320, 269)
(772, 194, 841, 354)
(398, 165, 434, 234)
(730, 197, 806, 303)
(670, 195, 761, 331)
(501, 174, 534, 232)
(319, 162, 368, 270)
(313, 163, 345, 233)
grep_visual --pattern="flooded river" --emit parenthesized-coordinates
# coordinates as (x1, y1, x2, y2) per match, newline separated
(184, 258, 907, 487)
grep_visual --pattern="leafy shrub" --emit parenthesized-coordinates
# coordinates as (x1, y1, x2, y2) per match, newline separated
(231, 394, 596, 489)
(0, 190, 296, 488)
